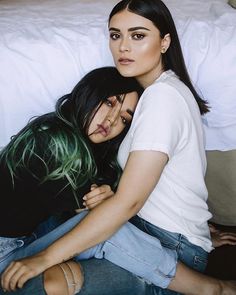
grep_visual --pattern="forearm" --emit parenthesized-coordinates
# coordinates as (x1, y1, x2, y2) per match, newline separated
(42, 194, 141, 268)
(42, 151, 166, 269)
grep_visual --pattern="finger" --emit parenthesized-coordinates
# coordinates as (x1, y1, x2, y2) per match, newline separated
(209, 224, 217, 230)
(219, 232, 236, 237)
(84, 187, 105, 200)
(86, 200, 102, 209)
(3, 264, 27, 291)
(1, 262, 20, 291)
(85, 190, 114, 206)
(8, 271, 25, 291)
(220, 238, 236, 244)
(92, 184, 111, 195)
(17, 271, 35, 289)
(84, 185, 111, 200)
(218, 233, 236, 240)
(84, 195, 103, 207)
(90, 184, 98, 190)
(209, 227, 220, 233)
(217, 240, 236, 247)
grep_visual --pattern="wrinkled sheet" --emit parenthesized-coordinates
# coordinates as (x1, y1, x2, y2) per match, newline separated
(0, 0, 235, 150)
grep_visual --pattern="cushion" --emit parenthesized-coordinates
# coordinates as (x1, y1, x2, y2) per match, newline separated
(206, 150, 236, 226)
(229, 0, 236, 8)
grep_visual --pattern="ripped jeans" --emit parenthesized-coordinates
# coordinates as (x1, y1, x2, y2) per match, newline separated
(0, 210, 177, 289)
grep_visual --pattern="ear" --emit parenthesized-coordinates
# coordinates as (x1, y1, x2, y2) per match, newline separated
(161, 33, 171, 53)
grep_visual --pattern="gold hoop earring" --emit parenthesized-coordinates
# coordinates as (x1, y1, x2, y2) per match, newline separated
(161, 47, 166, 53)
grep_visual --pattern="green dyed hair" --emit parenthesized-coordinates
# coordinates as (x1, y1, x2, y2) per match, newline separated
(0, 67, 143, 206)
(1, 114, 94, 188)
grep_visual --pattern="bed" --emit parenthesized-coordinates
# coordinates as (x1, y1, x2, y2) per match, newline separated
(0, 0, 236, 280)
(0, 0, 236, 224)
(0, 0, 236, 151)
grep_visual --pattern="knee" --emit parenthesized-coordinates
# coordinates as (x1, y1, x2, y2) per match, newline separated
(44, 261, 84, 295)
(44, 265, 64, 295)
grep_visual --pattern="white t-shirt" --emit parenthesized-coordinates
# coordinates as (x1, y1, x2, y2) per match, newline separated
(118, 70, 213, 252)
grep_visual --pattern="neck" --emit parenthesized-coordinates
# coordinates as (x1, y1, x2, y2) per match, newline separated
(137, 66, 165, 89)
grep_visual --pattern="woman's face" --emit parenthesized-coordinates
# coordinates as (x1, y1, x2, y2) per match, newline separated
(109, 9, 169, 88)
(88, 91, 138, 143)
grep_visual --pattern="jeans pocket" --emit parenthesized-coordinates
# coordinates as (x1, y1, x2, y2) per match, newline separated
(141, 221, 179, 250)
(158, 236, 178, 250)
(0, 238, 24, 264)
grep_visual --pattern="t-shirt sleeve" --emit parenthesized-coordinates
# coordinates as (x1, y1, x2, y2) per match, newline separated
(130, 82, 190, 158)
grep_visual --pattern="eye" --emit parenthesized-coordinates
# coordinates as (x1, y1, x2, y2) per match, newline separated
(121, 116, 128, 125)
(110, 33, 120, 40)
(121, 115, 133, 126)
(132, 33, 145, 40)
(105, 99, 113, 107)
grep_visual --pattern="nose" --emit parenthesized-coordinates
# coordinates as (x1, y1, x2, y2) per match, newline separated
(119, 37, 131, 52)
(106, 101, 121, 126)
(106, 113, 118, 126)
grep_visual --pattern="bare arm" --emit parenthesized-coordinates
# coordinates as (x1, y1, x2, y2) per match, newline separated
(46, 150, 168, 264)
(1, 150, 168, 290)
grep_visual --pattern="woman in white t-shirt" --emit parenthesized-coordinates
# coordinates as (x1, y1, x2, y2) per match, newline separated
(107, 0, 227, 287)
(1, 1, 236, 295)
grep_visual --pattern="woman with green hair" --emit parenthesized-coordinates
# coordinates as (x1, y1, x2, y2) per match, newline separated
(0, 66, 144, 272)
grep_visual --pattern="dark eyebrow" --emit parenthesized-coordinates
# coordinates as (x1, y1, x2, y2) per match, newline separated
(128, 27, 150, 32)
(109, 26, 150, 32)
(115, 94, 134, 117)
(126, 109, 134, 117)
(116, 94, 126, 103)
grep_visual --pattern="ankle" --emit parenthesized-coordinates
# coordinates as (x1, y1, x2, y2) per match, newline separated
(192, 277, 221, 295)
(204, 279, 233, 295)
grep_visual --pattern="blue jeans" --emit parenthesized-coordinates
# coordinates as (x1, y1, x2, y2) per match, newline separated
(0, 259, 163, 295)
(130, 216, 209, 295)
(0, 211, 177, 291)
(0, 214, 68, 274)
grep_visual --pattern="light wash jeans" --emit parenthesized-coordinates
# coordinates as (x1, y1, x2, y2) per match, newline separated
(0, 211, 177, 289)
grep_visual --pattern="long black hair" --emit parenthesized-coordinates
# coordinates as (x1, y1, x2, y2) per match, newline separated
(0, 67, 143, 206)
(109, 0, 209, 114)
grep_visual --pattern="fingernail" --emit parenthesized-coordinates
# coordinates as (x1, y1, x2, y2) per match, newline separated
(83, 196, 87, 200)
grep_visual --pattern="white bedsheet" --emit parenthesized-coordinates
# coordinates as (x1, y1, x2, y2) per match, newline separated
(0, 0, 235, 150)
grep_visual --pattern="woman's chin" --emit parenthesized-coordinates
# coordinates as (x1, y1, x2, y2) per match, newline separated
(116, 65, 136, 78)
(89, 134, 106, 144)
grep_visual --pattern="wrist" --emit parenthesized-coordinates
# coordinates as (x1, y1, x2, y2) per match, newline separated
(37, 249, 57, 269)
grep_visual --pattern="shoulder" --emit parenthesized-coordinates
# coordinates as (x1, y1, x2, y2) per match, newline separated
(140, 81, 189, 116)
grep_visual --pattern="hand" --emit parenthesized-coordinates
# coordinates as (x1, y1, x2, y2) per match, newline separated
(209, 224, 236, 248)
(1, 253, 50, 292)
(83, 184, 114, 210)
